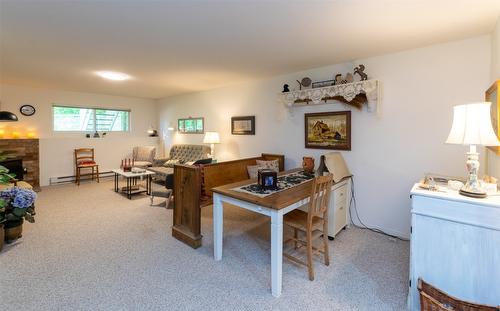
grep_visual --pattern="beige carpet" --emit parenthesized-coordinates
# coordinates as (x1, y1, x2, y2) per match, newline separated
(1, 179, 409, 311)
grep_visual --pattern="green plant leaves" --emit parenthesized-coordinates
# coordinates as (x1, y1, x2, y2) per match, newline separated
(0, 165, 16, 184)
(12, 207, 26, 217)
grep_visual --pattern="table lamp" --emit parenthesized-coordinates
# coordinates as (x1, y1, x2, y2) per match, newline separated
(203, 131, 220, 159)
(446, 102, 500, 198)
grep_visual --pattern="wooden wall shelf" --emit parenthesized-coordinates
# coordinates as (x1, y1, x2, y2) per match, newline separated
(280, 79, 380, 112)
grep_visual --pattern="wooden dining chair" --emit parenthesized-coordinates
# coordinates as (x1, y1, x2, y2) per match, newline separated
(74, 148, 99, 186)
(283, 174, 334, 281)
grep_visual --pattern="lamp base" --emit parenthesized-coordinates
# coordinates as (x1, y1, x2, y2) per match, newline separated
(459, 188, 487, 199)
(458, 145, 487, 199)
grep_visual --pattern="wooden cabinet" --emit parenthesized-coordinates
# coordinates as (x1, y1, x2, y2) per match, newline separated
(409, 185, 500, 310)
(329, 179, 350, 238)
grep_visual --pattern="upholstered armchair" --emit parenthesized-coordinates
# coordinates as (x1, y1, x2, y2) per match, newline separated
(132, 146, 156, 167)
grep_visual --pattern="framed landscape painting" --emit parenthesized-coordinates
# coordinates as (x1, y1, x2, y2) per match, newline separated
(305, 111, 351, 150)
(487, 80, 500, 155)
(231, 116, 255, 135)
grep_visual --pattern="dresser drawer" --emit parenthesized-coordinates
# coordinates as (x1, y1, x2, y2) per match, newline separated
(334, 185, 347, 204)
(334, 202, 347, 234)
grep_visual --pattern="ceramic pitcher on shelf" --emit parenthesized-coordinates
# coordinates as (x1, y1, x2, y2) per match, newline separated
(302, 156, 315, 173)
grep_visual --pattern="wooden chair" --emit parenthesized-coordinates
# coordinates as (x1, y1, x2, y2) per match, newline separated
(74, 148, 99, 186)
(283, 174, 334, 281)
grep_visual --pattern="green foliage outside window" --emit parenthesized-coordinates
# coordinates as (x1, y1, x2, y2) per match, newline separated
(178, 117, 204, 134)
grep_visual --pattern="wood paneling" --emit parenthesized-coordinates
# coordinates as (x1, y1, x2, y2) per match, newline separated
(172, 164, 202, 248)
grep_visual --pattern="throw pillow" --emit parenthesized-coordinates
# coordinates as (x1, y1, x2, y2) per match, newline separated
(247, 165, 265, 179)
(163, 159, 180, 168)
(256, 160, 279, 172)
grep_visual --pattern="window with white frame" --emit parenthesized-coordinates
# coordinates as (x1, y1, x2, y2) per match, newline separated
(53, 105, 130, 132)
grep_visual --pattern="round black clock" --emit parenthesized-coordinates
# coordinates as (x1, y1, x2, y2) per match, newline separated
(20, 105, 36, 116)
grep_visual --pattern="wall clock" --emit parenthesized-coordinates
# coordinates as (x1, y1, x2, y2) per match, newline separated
(20, 105, 36, 116)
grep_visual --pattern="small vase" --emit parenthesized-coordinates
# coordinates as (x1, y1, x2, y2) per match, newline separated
(0, 223, 4, 251)
(4, 219, 23, 243)
(302, 157, 315, 173)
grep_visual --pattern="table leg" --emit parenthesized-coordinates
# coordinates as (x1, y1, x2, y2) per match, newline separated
(271, 210, 283, 297)
(213, 193, 223, 260)
(114, 173, 118, 192)
(127, 178, 131, 199)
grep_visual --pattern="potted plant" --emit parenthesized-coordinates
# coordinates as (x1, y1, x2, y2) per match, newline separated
(0, 165, 37, 245)
(0, 164, 16, 250)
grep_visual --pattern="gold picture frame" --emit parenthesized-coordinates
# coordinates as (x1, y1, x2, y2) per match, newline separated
(305, 111, 351, 150)
(487, 80, 500, 155)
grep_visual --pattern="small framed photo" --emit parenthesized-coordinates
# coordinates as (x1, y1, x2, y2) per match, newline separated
(305, 111, 351, 150)
(231, 116, 255, 135)
(312, 80, 336, 89)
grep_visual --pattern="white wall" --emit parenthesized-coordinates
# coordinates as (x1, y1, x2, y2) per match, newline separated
(487, 17, 500, 178)
(157, 36, 491, 238)
(0, 84, 158, 186)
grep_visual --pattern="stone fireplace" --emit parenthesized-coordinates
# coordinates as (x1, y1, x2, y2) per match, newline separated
(0, 139, 40, 191)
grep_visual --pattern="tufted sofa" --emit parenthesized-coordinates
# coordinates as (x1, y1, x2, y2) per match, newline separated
(168, 144, 211, 163)
(149, 144, 211, 180)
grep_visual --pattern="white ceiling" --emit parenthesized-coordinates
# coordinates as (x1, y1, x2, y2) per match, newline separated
(1, 0, 499, 99)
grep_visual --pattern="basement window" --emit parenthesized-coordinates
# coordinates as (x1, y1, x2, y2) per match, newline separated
(178, 117, 204, 134)
(53, 105, 130, 132)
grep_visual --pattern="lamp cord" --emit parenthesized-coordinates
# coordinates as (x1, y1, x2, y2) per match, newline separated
(348, 176, 409, 242)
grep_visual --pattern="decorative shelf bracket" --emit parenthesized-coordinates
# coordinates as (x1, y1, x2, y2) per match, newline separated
(280, 79, 380, 112)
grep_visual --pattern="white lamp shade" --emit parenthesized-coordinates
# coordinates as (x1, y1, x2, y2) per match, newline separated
(203, 131, 220, 144)
(446, 102, 500, 146)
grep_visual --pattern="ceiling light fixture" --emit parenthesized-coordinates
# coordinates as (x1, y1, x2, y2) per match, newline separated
(95, 71, 131, 81)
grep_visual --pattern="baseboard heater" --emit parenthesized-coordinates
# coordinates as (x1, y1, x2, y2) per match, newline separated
(49, 171, 115, 185)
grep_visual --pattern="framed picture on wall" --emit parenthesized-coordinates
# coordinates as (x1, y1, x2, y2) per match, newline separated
(231, 116, 255, 135)
(305, 111, 351, 150)
(487, 80, 500, 155)
(178, 117, 204, 134)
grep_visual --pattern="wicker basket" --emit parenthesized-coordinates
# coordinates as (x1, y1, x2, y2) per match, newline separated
(418, 278, 499, 311)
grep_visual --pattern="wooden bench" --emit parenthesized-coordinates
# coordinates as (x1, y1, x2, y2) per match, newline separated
(172, 153, 285, 248)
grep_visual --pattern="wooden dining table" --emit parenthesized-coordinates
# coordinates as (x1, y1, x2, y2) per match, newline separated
(212, 168, 320, 297)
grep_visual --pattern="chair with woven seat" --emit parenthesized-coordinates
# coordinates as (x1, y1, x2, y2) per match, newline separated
(284, 174, 334, 281)
(74, 148, 99, 186)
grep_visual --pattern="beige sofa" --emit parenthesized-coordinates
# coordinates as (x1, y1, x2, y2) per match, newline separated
(149, 144, 211, 178)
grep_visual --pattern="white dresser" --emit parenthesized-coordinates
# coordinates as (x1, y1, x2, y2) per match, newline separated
(409, 184, 500, 310)
(299, 177, 351, 239)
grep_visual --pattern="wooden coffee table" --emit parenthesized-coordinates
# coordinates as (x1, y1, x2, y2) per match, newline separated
(112, 169, 155, 199)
